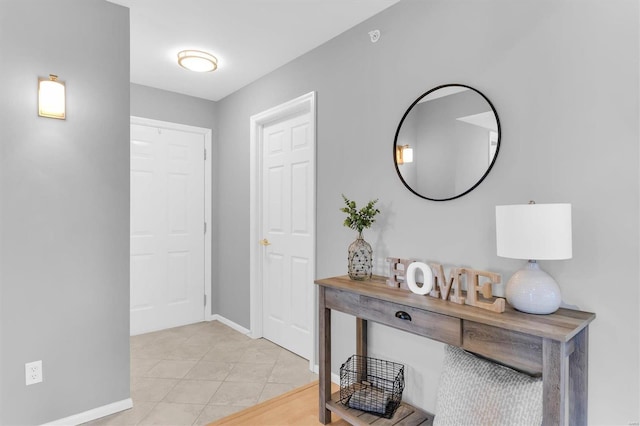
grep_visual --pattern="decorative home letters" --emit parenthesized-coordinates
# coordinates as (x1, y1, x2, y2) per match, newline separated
(386, 257, 414, 290)
(460, 268, 504, 313)
(429, 263, 464, 304)
(387, 257, 505, 313)
(406, 262, 433, 295)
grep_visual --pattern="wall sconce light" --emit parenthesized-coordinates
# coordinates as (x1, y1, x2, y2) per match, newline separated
(38, 74, 66, 119)
(396, 144, 413, 165)
(177, 50, 218, 72)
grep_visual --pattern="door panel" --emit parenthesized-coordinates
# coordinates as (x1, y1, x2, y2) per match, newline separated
(290, 256, 309, 331)
(261, 112, 313, 360)
(130, 123, 205, 335)
(291, 162, 310, 234)
(130, 254, 154, 310)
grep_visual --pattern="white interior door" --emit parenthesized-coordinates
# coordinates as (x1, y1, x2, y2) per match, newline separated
(260, 108, 314, 360)
(130, 121, 206, 335)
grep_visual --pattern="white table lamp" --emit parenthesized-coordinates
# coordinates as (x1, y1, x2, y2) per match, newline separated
(495, 202, 572, 314)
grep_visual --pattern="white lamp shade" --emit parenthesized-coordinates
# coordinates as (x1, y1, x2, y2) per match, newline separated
(496, 203, 572, 260)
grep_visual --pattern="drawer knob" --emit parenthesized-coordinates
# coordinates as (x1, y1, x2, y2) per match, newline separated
(395, 311, 412, 321)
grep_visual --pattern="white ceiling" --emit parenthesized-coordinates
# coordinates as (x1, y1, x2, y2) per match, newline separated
(107, 0, 400, 101)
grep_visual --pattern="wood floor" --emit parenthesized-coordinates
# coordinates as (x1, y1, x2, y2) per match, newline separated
(208, 381, 348, 425)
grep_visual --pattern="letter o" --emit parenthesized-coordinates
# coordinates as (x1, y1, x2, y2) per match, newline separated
(406, 262, 434, 295)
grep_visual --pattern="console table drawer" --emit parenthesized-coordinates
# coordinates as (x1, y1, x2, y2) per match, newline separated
(462, 321, 543, 375)
(325, 288, 460, 346)
(362, 296, 461, 345)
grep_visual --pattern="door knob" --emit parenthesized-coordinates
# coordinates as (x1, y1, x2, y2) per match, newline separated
(259, 238, 271, 246)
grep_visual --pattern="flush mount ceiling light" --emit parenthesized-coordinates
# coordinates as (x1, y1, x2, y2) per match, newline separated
(177, 50, 218, 72)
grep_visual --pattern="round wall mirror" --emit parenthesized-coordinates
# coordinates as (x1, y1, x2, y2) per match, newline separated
(393, 84, 501, 201)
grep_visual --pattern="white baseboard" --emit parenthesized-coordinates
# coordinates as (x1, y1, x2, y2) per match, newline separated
(312, 364, 340, 384)
(211, 314, 251, 335)
(42, 398, 133, 426)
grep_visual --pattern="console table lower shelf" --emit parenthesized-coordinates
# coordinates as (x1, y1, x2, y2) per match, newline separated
(328, 391, 434, 426)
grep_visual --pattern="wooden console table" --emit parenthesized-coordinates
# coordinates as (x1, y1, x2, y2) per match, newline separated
(316, 275, 595, 426)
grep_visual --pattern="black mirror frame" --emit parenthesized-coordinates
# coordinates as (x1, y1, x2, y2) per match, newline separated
(393, 84, 501, 201)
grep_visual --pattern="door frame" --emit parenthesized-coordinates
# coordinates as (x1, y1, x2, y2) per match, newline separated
(248, 92, 316, 366)
(130, 116, 213, 324)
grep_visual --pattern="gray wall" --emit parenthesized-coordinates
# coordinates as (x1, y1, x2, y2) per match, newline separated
(131, 83, 217, 130)
(0, 1, 130, 424)
(216, 0, 639, 423)
(130, 84, 219, 314)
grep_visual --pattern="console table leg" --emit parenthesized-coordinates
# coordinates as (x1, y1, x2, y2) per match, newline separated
(356, 318, 368, 383)
(569, 326, 589, 426)
(318, 287, 331, 424)
(356, 318, 368, 358)
(543, 338, 568, 425)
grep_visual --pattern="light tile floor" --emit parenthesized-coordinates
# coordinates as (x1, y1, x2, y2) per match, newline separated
(84, 321, 318, 425)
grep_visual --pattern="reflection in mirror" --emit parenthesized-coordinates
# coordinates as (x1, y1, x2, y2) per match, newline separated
(394, 84, 500, 201)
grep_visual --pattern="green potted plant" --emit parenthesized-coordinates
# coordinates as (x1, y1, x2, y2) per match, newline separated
(340, 195, 380, 280)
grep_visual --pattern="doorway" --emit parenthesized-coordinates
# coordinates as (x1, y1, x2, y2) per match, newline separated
(249, 92, 316, 363)
(130, 117, 212, 335)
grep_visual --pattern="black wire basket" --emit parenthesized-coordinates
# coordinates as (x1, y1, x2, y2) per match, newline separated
(339, 355, 405, 419)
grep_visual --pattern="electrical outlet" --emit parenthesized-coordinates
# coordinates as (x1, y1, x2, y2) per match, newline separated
(25, 360, 42, 385)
